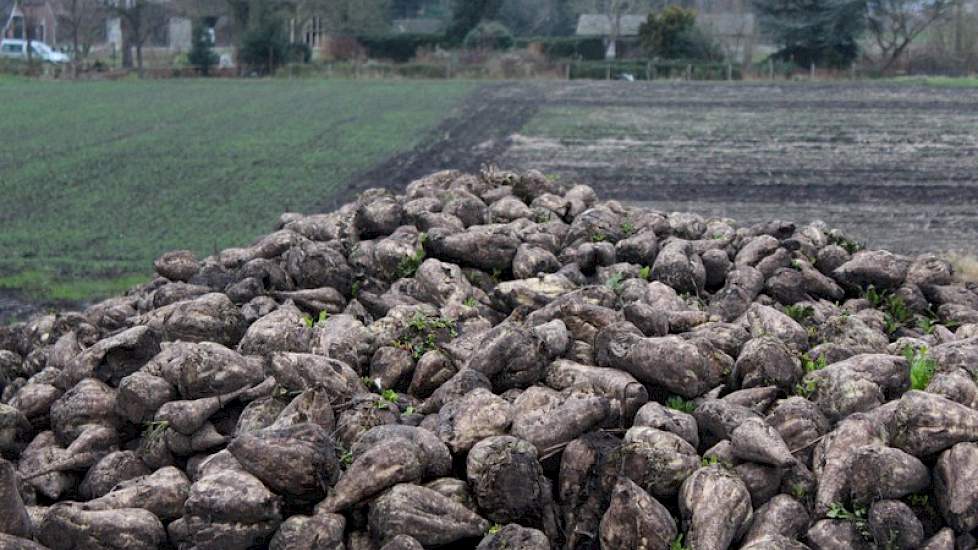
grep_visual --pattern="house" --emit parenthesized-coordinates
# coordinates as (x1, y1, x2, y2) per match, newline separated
(575, 13, 649, 38)
(2, 0, 58, 45)
(576, 13, 649, 59)
(577, 11, 757, 64)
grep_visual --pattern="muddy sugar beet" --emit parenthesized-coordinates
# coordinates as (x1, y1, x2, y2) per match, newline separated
(3, 169, 978, 550)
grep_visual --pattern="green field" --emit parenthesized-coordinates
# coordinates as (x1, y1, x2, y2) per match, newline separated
(0, 78, 474, 302)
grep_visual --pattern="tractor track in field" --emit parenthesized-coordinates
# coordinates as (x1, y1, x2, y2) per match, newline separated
(341, 82, 546, 202)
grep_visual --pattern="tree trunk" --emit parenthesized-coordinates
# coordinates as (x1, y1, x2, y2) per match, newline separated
(72, 27, 80, 78)
(26, 16, 33, 64)
(881, 38, 913, 74)
(605, 13, 619, 60)
(121, 17, 133, 68)
(136, 43, 144, 78)
(954, 1, 964, 57)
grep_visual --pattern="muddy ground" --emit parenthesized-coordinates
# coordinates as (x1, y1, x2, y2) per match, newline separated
(355, 80, 978, 255)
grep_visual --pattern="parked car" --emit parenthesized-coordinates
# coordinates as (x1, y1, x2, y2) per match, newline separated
(0, 39, 70, 63)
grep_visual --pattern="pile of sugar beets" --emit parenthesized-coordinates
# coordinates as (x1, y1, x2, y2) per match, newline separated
(4, 169, 978, 550)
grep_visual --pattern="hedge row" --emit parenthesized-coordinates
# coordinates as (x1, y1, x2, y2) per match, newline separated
(514, 36, 609, 61)
(355, 34, 624, 63)
(355, 34, 447, 63)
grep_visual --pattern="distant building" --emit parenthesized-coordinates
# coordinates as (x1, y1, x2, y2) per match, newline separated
(576, 11, 756, 64)
(575, 14, 648, 38)
(2, 0, 58, 45)
(576, 13, 647, 59)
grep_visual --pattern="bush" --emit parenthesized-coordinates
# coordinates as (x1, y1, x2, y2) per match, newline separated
(239, 8, 288, 74)
(463, 21, 514, 51)
(447, 0, 504, 43)
(516, 36, 607, 61)
(752, 0, 866, 68)
(671, 27, 724, 61)
(324, 36, 366, 62)
(287, 42, 312, 64)
(639, 6, 722, 61)
(187, 22, 219, 76)
(357, 34, 445, 63)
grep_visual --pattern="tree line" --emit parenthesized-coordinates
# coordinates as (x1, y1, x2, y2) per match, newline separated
(41, 0, 978, 75)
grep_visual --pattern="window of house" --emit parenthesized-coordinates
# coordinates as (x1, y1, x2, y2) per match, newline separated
(305, 16, 324, 47)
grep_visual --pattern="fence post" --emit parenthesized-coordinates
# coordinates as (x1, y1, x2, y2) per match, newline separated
(646, 61, 651, 81)
(810, 63, 815, 80)
(726, 63, 732, 81)
(850, 63, 856, 80)
(565, 63, 571, 80)
(606, 64, 611, 80)
(686, 64, 692, 80)
(768, 59, 774, 80)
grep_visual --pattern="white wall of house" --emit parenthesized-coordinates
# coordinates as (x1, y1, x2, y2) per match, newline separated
(168, 16, 191, 51)
(106, 17, 121, 49)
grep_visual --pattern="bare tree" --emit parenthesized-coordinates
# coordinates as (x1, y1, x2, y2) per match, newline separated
(602, 0, 631, 59)
(867, 0, 961, 72)
(55, 0, 104, 62)
(101, 0, 171, 76)
(303, 0, 391, 36)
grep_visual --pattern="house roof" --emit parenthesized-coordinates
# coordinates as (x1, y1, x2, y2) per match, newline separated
(1, 0, 15, 34)
(575, 14, 648, 37)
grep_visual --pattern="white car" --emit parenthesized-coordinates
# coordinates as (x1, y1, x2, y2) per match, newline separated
(0, 39, 70, 63)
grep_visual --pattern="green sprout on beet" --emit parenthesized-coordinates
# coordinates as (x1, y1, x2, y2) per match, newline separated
(670, 534, 691, 550)
(666, 395, 696, 414)
(784, 304, 814, 323)
(904, 345, 937, 390)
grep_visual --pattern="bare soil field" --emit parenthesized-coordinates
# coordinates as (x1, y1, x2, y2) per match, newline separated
(366, 81, 978, 255)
